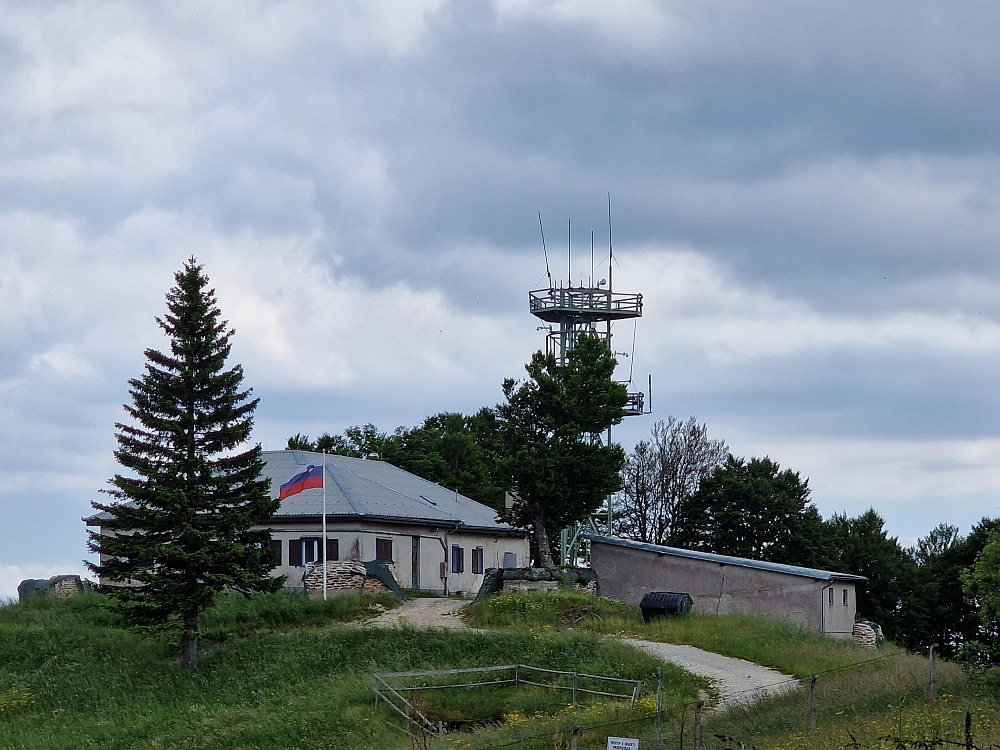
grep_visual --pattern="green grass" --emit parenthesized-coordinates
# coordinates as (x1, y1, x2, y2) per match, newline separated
(0, 593, 700, 750)
(461, 591, 1000, 750)
(464, 590, 880, 677)
(5, 590, 1000, 750)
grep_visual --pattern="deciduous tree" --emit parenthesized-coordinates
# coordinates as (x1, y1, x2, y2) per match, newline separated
(673, 455, 832, 568)
(825, 509, 919, 646)
(614, 416, 727, 545)
(286, 409, 505, 511)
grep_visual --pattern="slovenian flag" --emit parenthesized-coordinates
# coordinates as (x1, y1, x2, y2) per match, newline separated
(279, 464, 324, 500)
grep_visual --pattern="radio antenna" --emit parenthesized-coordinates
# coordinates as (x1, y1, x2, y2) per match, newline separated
(568, 218, 572, 286)
(538, 212, 552, 286)
(607, 193, 613, 292)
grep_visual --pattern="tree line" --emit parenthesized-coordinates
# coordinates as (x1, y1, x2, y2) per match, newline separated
(613, 415, 1000, 660)
(297, 407, 1000, 660)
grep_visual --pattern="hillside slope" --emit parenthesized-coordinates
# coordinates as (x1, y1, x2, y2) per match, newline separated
(0, 593, 698, 750)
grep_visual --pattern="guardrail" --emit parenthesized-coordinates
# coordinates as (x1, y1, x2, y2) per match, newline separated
(529, 288, 643, 318)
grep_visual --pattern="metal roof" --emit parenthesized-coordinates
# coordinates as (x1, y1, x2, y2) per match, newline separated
(584, 533, 867, 582)
(87, 450, 521, 534)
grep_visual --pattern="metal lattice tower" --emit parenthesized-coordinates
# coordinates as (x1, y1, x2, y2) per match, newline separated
(529, 284, 645, 415)
(528, 211, 648, 566)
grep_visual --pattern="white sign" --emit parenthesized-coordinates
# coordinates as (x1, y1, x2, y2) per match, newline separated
(607, 738, 639, 750)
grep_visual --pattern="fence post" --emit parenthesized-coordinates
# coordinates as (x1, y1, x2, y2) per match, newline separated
(679, 709, 685, 750)
(809, 675, 817, 729)
(695, 700, 704, 750)
(656, 667, 663, 750)
(573, 672, 578, 707)
(515, 664, 520, 692)
(929, 644, 938, 706)
(438, 721, 444, 739)
(571, 724, 580, 750)
(965, 712, 973, 750)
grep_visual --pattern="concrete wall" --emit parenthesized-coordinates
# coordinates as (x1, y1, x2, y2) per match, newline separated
(591, 541, 857, 637)
(267, 521, 529, 597)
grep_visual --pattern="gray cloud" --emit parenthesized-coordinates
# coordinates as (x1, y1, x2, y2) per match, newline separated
(2, 1, 1000, 590)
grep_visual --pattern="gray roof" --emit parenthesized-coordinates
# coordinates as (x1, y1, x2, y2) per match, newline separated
(87, 450, 520, 534)
(585, 534, 867, 583)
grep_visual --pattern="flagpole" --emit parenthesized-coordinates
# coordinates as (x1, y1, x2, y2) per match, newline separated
(322, 451, 328, 601)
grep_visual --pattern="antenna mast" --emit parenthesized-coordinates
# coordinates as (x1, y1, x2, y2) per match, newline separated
(538, 212, 553, 286)
(607, 193, 613, 293)
(568, 218, 572, 286)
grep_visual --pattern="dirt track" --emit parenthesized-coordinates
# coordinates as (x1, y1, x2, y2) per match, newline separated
(365, 597, 469, 628)
(364, 598, 799, 709)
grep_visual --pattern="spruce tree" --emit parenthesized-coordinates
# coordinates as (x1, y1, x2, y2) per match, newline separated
(87, 258, 280, 668)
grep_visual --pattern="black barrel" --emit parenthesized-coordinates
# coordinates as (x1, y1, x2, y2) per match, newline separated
(639, 591, 694, 622)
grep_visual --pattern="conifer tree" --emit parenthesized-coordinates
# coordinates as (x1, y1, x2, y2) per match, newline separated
(497, 335, 627, 568)
(87, 258, 280, 668)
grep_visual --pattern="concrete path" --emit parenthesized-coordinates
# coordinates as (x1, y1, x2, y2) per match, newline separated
(365, 597, 469, 628)
(622, 638, 799, 709)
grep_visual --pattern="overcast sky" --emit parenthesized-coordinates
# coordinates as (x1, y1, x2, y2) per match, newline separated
(3, 1, 1000, 596)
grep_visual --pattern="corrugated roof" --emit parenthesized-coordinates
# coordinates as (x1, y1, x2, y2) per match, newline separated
(87, 450, 519, 534)
(267, 450, 512, 530)
(584, 533, 867, 582)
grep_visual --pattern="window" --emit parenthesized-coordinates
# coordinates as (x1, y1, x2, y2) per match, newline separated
(289, 537, 330, 566)
(301, 537, 322, 564)
(452, 545, 465, 574)
(268, 540, 282, 566)
(828, 587, 834, 605)
(842, 588, 848, 606)
(503, 552, 518, 569)
(376, 538, 393, 561)
(472, 547, 485, 575)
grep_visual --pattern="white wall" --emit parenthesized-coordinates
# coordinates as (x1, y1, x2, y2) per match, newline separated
(265, 522, 529, 596)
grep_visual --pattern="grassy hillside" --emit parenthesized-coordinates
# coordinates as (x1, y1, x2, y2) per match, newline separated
(463, 590, 874, 677)
(3, 590, 1000, 750)
(0, 593, 699, 750)
(463, 591, 1000, 750)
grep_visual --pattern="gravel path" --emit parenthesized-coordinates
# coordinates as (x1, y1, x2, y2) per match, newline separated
(364, 598, 799, 709)
(365, 597, 469, 628)
(622, 638, 799, 709)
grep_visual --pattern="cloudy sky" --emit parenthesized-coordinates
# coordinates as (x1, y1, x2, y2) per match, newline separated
(3, 1, 1000, 596)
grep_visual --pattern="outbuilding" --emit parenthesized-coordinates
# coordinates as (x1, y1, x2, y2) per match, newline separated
(586, 534, 867, 638)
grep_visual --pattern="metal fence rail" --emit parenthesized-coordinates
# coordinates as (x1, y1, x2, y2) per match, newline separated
(373, 663, 644, 739)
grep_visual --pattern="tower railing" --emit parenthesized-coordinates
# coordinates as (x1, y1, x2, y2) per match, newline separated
(529, 287, 642, 322)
